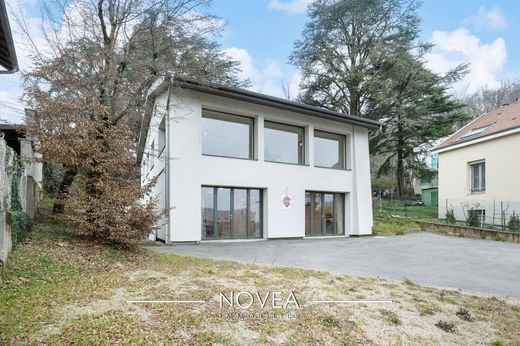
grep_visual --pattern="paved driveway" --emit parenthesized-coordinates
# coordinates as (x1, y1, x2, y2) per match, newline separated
(152, 232, 520, 299)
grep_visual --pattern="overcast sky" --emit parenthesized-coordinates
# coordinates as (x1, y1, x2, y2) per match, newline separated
(1, 0, 518, 124)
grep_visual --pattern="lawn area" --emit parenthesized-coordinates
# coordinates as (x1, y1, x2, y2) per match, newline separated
(2, 216, 520, 344)
(372, 218, 421, 235)
(373, 198, 439, 221)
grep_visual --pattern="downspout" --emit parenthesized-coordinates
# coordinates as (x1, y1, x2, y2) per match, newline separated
(164, 77, 173, 244)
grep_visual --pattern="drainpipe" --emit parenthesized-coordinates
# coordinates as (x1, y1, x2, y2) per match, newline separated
(164, 77, 173, 244)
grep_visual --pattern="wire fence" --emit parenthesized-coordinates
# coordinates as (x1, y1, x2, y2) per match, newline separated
(439, 198, 520, 232)
(373, 196, 520, 233)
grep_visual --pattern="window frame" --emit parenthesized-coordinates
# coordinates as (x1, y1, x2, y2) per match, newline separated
(305, 191, 345, 237)
(201, 109, 255, 160)
(201, 185, 263, 240)
(264, 120, 305, 165)
(313, 130, 346, 170)
(469, 160, 486, 193)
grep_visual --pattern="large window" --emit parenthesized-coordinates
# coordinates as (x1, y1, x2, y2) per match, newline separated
(305, 192, 344, 236)
(314, 130, 346, 169)
(264, 121, 304, 164)
(470, 161, 485, 193)
(202, 186, 262, 239)
(201, 109, 254, 159)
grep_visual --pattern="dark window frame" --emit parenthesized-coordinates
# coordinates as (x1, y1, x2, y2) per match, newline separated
(314, 130, 346, 170)
(201, 109, 255, 160)
(305, 191, 345, 236)
(264, 120, 305, 165)
(201, 186, 263, 240)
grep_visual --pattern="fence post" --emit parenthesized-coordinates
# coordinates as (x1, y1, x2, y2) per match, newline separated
(492, 198, 496, 228)
(501, 201, 504, 231)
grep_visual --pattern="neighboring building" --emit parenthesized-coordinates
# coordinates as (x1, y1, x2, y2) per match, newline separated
(0, 0, 18, 73)
(434, 101, 520, 224)
(138, 78, 380, 242)
(409, 140, 441, 196)
(0, 112, 43, 218)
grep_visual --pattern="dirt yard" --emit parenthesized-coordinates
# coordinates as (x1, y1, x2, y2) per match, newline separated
(1, 222, 519, 345)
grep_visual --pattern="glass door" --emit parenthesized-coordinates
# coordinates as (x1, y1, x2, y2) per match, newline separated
(305, 191, 345, 236)
(202, 186, 262, 239)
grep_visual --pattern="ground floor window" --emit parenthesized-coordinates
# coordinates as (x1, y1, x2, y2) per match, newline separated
(305, 191, 344, 236)
(201, 186, 262, 239)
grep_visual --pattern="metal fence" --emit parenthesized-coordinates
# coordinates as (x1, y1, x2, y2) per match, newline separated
(373, 196, 520, 232)
(439, 198, 520, 231)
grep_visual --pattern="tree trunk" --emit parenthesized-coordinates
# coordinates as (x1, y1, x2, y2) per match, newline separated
(53, 166, 77, 214)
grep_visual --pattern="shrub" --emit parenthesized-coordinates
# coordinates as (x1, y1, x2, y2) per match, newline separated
(445, 208, 456, 224)
(435, 320, 456, 333)
(9, 210, 32, 247)
(456, 307, 474, 322)
(466, 209, 480, 227)
(380, 309, 401, 325)
(508, 211, 520, 232)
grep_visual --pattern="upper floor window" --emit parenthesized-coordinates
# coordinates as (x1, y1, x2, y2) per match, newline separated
(314, 130, 346, 169)
(202, 109, 254, 159)
(264, 121, 304, 164)
(470, 161, 485, 193)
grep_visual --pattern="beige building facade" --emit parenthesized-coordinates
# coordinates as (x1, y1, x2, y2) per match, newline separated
(435, 102, 520, 225)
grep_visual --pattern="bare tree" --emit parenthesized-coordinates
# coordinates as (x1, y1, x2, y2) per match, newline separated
(17, 0, 247, 220)
(281, 80, 292, 100)
(460, 80, 520, 119)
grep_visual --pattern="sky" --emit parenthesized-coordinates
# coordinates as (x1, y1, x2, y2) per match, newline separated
(1, 0, 519, 124)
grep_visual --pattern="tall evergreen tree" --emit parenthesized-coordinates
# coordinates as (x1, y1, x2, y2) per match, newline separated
(290, 0, 424, 117)
(291, 0, 469, 196)
(367, 52, 468, 196)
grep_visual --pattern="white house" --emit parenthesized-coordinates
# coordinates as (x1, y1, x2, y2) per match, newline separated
(137, 78, 380, 243)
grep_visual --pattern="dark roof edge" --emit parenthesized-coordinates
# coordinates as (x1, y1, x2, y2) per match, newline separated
(0, 0, 19, 73)
(137, 77, 381, 164)
(173, 78, 381, 129)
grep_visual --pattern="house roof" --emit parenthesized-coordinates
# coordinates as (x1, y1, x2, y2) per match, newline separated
(0, 123, 25, 154)
(434, 101, 520, 152)
(0, 0, 18, 73)
(137, 77, 381, 164)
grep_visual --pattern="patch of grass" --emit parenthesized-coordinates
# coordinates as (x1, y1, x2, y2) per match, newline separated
(404, 278, 418, 287)
(381, 309, 402, 326)
(46, 312, 147, 345)
(373, 218, 420, 235)
(321, 315, 341, 328)
(195, 331, 231, 344)
(418, 303, 437, 316)
(435, 320, 456, 333)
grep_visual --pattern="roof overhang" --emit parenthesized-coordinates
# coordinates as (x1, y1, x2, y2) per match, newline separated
(0, 0, 18, 74)
(137, 76, 382, 164)
(433, 125, 520, 154)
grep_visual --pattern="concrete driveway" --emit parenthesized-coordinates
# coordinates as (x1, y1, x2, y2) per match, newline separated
(152, 232, 520, 299)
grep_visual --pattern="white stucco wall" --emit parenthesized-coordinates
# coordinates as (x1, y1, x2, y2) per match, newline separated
(438, 133, 520, 223)
(143, 88, 374, 242)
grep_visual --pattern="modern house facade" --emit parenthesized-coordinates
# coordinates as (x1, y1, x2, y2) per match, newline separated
(434, 101, 520, 225)
(138, 78, 380, 242)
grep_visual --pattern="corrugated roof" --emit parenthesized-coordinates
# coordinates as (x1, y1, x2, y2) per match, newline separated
(435, 101, 520, 151)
